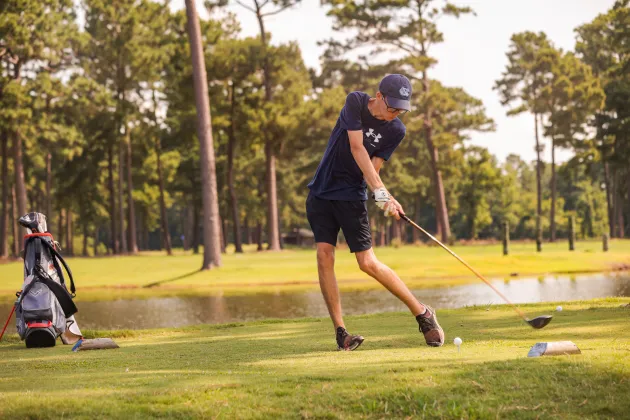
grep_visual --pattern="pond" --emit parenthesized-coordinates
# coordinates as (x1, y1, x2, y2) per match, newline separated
(8, 272, 625, 330)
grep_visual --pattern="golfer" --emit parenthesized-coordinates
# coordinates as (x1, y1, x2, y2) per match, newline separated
(306, 74, 445, 351)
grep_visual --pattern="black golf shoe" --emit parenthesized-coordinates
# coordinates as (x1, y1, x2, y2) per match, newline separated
(416, 305, 445, 347)
(336, 327, 364, 351)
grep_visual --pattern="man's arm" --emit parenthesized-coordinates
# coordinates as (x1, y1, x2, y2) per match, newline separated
(371, 156, 385, 174)
(348, 130, 384, 191)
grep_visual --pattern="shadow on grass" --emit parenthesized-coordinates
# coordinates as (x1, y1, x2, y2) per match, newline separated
(1, 332, 628, 419)
(142, 270, 200, 288)
(312, 357, 630, 419)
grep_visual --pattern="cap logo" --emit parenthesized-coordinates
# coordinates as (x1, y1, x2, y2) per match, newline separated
(399, 87, 410, 97)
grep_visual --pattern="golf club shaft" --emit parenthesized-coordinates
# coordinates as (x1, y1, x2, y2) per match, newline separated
(400, 215, 527, 320)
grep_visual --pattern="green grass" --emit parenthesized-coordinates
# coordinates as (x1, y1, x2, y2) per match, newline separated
(0, 298, 628, 419)
(1, 240, 629, 302)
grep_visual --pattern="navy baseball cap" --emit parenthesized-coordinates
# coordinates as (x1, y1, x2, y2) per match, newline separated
(378, 74, 413, 111)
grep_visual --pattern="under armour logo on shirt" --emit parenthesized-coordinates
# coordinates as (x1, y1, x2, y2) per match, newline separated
(365, 128, 382, 143)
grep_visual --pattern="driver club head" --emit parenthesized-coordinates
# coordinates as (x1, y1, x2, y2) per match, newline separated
(526, 315, 553, 329)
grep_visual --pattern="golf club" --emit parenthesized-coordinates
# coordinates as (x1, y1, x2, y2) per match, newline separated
(400, 214, 552, 329)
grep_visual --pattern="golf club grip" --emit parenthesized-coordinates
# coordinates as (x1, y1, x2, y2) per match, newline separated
(400, 215, 526, 319)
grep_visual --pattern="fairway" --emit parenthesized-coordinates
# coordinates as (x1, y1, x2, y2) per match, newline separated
(1, 241, 629, 302)
(0, 298, 628, 419)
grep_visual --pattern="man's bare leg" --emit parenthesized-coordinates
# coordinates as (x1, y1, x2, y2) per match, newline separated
(316, 242, 344, 328)
(355, 248, 426, 316)
(355, 247, 444, 346)
(316, 242, 365, 350)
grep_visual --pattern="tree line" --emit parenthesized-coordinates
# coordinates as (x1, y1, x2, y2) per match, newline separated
(0, 0, 628, 267)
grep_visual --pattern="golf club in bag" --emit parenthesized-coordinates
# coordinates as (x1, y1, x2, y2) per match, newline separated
(14, 212, 83, 347)
(401, 215, 552, 329)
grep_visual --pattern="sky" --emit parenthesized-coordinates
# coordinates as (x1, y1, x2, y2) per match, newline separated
(172, 0, 616, 164)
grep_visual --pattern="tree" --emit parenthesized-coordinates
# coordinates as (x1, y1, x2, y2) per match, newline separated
(209, 0, 302, 251)
(0, 0, 77, 252)
(575, 0, 630, 238)
(207, 37, 266, 253)
(559, 148, 608, 238)
(456, 147, 501, 239)
(495, 31, 554, 251)
(0, 129, 8, 257)
(539, 50, 604, 241)
(82, 0, 169, 253)
(185, 0, 222, 269)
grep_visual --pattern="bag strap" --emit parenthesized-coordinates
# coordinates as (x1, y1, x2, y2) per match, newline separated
(15, 269, 78, 318)
(34, 266, 78, 317)
(24, 235, 76, 297)
(41, 240, 76, 296)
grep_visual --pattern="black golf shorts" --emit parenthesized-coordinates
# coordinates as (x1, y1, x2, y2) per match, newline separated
(306, 192, 372, 253)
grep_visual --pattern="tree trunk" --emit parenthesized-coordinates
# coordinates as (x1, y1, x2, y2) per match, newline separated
(108, 144, 119, 254)
(468, 204, 477, 240)
(422, 71, 450, 243)
(278, 211, 284, 250)
(93, 226, 99, 257)
(82, 220, 89, 257)
(550, 137, 556, 242)
(256, 222, 263, 251)
(0, 130, 8, 257)
(155, 138, 172, 256)
(186, 0, 222, 269)
(393, 220, 401, 242)
(104, 229, 111, 255)
(118, 143, 127, 253)
(183, 205, 191, 251)
(143, 212, 150, 251)
(615, 174, 624, 238)
(136, 208, 143, 250)
(244, 216, 251, 245)
(220, 217, 227, 254)
(379, 220, 386, 246)
(603, 160, 613, 237)
(46, 151, 52, 219)
(192, 204, 200, 254)
(265, 144, 280, 251)
(13, 132, 27, 253)
(534, 113, 543, 252)
(254, 8, 281, 252)
(125, 126, 138, 254)
(227, 83, 243, 253)
(412, 196, 421, 243)
(57, 208, 64, 247)
(65, 209, 73, 256)
(11, 185, 18, 257)
(369, 216, 376, 245)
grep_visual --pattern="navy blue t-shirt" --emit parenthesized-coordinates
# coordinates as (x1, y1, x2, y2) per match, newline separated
(307, 92, 406, 201)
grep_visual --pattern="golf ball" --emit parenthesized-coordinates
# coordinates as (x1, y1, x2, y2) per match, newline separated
(556, 306, 563, 312)
(453, 337, 462, 346)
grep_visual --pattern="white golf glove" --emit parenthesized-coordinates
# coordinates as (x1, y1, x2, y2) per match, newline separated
(373, 187, 397, 217)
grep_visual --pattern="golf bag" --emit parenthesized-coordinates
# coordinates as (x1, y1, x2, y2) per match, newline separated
(15, 212, 82, 348)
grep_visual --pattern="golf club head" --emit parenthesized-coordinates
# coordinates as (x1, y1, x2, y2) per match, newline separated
(526, 315, 553, 329)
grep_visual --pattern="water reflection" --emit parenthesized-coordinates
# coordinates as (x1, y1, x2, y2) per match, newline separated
(2, 273, 628, 330)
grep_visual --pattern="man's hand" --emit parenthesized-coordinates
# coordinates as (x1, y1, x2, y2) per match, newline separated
(373, 188, 404, 220)
(373, 187, 390, 209)
(387, 196, 405, 221)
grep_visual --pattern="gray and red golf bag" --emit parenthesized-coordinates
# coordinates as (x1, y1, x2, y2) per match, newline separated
(15, 212, 82, 348)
